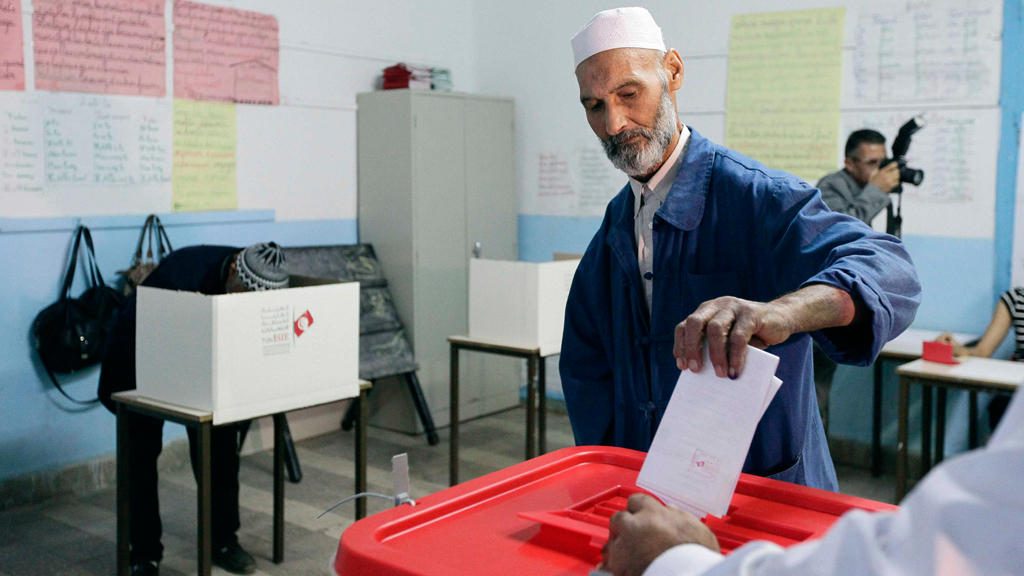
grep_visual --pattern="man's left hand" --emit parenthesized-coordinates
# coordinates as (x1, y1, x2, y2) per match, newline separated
(601, 494, 720, 576)
(674, 296, 794, 379)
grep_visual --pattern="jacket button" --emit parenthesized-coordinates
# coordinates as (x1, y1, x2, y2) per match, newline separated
(643, 272, 653, 280)
(640, 336, 650, 346)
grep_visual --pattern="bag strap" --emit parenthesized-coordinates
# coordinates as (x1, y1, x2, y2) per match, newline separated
(133, 215, 154, 264)
(80, 226, 106, 288)
(153, 215, 173, 257)
(42, 363, 100, 405)
(60, 227, 86, 300)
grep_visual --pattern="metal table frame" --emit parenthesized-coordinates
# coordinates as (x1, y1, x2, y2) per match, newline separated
(448, 336, 555, 486)
(895, 362, 1018, 502)
(113, 382, 370, 576)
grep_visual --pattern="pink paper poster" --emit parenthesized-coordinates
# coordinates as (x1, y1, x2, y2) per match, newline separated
(174, 1, 279, 105)
(0, 0, 25, 90)
(33, 0, 166, 96)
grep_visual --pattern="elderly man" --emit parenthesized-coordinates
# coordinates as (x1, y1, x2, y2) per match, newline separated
(599, 389, 1024, 576)
(559, 8, 920, 491)
(99, 242, 291, 576)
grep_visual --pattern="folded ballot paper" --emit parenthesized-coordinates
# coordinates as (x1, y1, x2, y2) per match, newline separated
(637, 345, 782, 518)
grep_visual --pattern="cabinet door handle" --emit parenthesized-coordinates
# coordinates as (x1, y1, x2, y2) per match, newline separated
(473, 242, 482, 258)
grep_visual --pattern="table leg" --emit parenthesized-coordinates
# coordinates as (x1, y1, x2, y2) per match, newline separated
(196, 421, 212, 576)
(450, 344, 460, 487)
(872, 359, 883, 477)
(273, 414, 285, 563)
(538, 355, 547, 456)
(969, 391, 979, 449)
(921, 384, 932, 477)
(526, 356, 537, 460)
(895, 375, 910, 503)
(116, 404, 130, 576)
(356, 388, 368, 520)
(935, 388, 947, 465)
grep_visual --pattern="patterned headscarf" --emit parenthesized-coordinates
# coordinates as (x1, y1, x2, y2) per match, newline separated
(237, 242, 289, 291)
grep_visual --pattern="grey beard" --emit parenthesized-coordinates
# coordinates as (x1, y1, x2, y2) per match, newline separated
(600, 90, 677, 178)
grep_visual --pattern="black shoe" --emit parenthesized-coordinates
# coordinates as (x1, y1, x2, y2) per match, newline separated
(212, 542, 257, 575)
(130, 561, 159, 576)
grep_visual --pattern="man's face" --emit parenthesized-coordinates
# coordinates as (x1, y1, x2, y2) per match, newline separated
(576, 48, 684, 179)
(845, 142, 887, 187)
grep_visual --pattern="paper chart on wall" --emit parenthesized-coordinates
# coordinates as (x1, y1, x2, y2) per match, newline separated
(725, 7, 846, 185)
(172, 99, 237, 212)
(848, 0, 1003, 107)
(174, 1, 280, 105)
(1, 93, 171, 194)
(841, 108, 999, 239)
(0, 0, 25, 90)
(32, 0, 166, 96)
(536, 145, 625, 218)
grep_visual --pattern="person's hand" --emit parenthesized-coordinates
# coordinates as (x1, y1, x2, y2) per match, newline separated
(935, 333, 969, 357)
(674, 297, 794, 379)
(600, 494, 720, 576)
(869, 162, 901, 193)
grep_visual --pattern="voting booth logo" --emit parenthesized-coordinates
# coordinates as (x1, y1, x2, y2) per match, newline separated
(294, 310, 314, 337)
(689, 449, 721, 482)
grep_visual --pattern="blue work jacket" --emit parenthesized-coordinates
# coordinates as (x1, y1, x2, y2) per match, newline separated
(559, 129, 921, 491)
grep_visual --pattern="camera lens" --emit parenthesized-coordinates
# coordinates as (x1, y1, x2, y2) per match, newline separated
(901, 168, 924, 186)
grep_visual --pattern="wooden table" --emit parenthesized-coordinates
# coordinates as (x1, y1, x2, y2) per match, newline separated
(112, 381, 371, 576)
(895, 358, 1021, 501)
(870, 329, 976, 476)
(448, 336, 557, 486)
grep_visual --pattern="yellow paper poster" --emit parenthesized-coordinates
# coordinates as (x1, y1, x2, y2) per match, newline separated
(725, 7, 845, 184)
(172, 99, 237, 212)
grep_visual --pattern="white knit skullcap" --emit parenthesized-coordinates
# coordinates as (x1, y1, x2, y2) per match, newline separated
(571, 7, 666, 70)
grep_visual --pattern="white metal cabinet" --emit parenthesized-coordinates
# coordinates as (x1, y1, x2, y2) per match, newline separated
(357, 90, 519, 434)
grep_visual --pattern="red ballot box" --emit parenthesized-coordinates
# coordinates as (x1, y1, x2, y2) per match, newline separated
(332, 447, 896, 576)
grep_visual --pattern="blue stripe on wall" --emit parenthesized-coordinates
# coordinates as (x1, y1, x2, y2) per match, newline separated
(0, 213, 357, 481)
(994, 0, 1024, 300)
(518, 214, 602, 262)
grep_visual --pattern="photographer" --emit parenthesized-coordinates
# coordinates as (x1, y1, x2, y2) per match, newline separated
(817, 129, 901, 226)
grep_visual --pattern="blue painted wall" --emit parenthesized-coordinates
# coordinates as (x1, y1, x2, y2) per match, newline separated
(0, 212, 356, 481)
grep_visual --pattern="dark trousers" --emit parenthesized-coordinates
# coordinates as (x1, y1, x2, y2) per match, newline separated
(127, 412, 244, 564)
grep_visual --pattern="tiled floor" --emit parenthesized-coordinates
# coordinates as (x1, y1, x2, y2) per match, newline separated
(0, 408, 895, 575)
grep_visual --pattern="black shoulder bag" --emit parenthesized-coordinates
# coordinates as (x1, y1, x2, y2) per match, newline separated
(32, 226, 125, 405)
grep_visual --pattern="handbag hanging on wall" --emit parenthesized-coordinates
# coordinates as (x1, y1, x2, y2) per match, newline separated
(117, 214, 173, 296)
(32, 226, 125, 405)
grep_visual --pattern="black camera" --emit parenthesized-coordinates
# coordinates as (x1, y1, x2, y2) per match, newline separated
(883, 115, 926, 237)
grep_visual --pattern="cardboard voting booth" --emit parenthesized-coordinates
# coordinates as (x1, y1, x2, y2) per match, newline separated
(136, 276, 360, 425)
(333, 447, 898, 576)
(469, 258, 580, 355)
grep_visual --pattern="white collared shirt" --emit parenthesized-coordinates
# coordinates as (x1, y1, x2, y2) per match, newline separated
(629, 125, 690, 314)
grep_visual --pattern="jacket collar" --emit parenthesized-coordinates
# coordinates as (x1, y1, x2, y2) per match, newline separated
(656, 127, 715, 231)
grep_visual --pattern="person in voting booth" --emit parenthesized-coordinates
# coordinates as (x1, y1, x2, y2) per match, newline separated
(560, 8, 921, 492)
(98, 243, 290, 576)
(597, 388, 1024, 576)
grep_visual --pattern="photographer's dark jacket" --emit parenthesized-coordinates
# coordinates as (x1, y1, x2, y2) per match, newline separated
(816, 169, 891, 225)
(98, 245, 239, 413)
(560, 129, 921, 492)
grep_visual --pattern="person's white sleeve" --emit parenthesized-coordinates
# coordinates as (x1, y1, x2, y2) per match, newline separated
(641, 390, 1024, 576)
(642, 544, 725, 576)
(691, 390, 1024, 576)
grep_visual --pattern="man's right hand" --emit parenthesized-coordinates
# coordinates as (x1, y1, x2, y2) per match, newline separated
(870, 162, 901, 193)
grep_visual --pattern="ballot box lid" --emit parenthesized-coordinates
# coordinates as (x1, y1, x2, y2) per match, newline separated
(333, 447, 897, 576)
